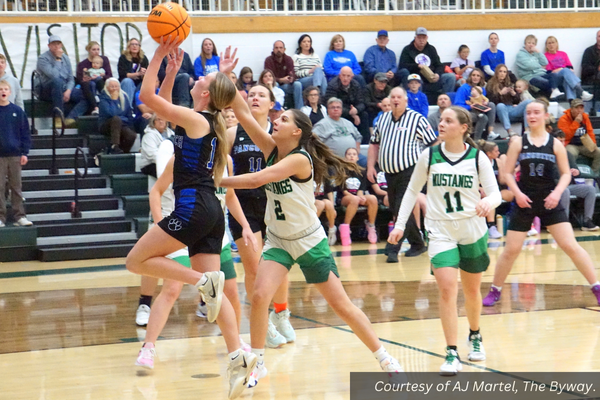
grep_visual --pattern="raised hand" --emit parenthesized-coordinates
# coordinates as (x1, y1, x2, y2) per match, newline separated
(165, 48, 184, 76)
(219, 46, 239, 76)
(155, 35, 182, 60)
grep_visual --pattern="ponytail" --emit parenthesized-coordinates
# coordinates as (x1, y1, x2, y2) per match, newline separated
(208, 72, 237, 186)
(305, 134, 361, 187)
(477, 139, 497, 153)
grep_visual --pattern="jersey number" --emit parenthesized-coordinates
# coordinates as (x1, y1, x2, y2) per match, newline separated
(443, 191, 464, 214)
(274, 200, 286, 221)
(248, 157, 262, 173)
(207, 137, 217, 169)
(529, 163, 544, 177)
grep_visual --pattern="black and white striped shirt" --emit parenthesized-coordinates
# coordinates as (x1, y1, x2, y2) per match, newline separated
(371, 108, 437, 173)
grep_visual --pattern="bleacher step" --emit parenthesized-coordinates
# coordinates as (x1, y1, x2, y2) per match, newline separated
(37, 231, 138, 246)
(24, 197, 119, 214)
(35, 128, 79, 136)
(23, 188, 113, 199)
(22, 167, 101, 177)
(22, 175, 106, 191)
(27, 209, 125, 222)
(29, 147, 89, 157)
(36, 220, 133, 238)
(38, 241, 136, 262)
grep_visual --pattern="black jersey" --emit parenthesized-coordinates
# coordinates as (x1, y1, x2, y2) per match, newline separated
(230, 122, 272, 199)
(517, 133, 557, 199)
(172, 111, 217, 192)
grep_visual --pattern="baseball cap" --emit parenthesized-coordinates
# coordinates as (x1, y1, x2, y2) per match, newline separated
(415, 27, 428, 36)
(377, 30, 388, 37)
(48, 35, 62, 44)
(374, 72, 389, 83)
(273, 102, 283, 111)
(570, 98, 584, 108)
(407, 74, 422, 82)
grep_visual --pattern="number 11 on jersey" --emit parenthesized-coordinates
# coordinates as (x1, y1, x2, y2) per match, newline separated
(443, 191, 464, 213)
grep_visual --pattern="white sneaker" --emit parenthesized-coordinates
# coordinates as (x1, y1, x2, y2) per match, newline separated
(247, 361, 268, 388)
(265, 320, 287, 348)
(196, 300, 208, 319)
(467, 333, 486, 361)
(135, 304, 150, 326)
(487, 131, 500, 141)
(0, 221, 5, 227)
(581, 91, 594, 101)
(14, 217, 33, 226)
(196, 271, 224, 323)
(440, 348, 462, 376)
(328, 226, 337, 246)
(269, 309, 296, 343)
(135, 343, 156, 369)
(380, 356, 404, 373)
(527, 226, 538, 236)
(550, 88, 564, 99)
(488, 225, 502, 239)
(227, 351, 257, 399)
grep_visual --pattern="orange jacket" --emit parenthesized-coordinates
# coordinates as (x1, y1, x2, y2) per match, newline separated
(557, 109, 595, 145)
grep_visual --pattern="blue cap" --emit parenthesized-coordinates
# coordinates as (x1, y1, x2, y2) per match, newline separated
(377, 30, 388, 37)
(272, 102, 282, 111)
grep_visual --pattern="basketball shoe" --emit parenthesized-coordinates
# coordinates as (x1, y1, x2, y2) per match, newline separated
(196, 271, 224, 323)
(467, 332, 486, 361)
(269, 309, 296, 342)
(227, 351, 257, 399)
(248, 362, 268, 388)
(440, 348, 462, 376)
(135, 343, 156, 369)
(266, 320, 287, 348)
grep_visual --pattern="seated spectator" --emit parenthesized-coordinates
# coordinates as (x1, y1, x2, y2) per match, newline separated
(451, 45, 476, 86)
(364, 72, 391, 126)
(158, 50, 195, 107)
(363, 30, 397, 86)
(194, 38, 220, 78)
(300, 85, 327, 125)
(223, 108, 239, 129)
(467, 87, 488, 106)
(264, 40, 303, 109)
(134, 78, 160, 133)
(0, 80, 32, 227)
(236, 66, 255, 95)
(427, 93, 451, 134)
(373, 97, 392, 129)
(481, 32, 516, 82)
(258, 69, 285, 109)
(76, 41, 112, 116)
(293, 34, 327, 96)
(544, 36, 593, 102)
(454, 68, 498, 140)
(229, 71, 247, 101)
(118, 38, 148, 107)
(581, 30, 600, 86)
(370, 163, 389, 207)
(516, 34, 558, 98)
(487, 64, 531, 137)
(397, 27, 456, 104)
(0, 53, 23, 109)
(98, 78, 136, 154)
(313, 97, 364, 163)
(554, 129, 600, 231)
(268, 102, 284, 123)
(557, 99, 600, 174)
(406, 74, 428, 117)
(337, 147, 379, 245)
(314, 179, 337, 246)
(324, 66, 369, 142)
(140, 114, 174, 178)
(36, 35, 89, 127)
(515, 79, 535, 102)
(323, 34, 366, 86)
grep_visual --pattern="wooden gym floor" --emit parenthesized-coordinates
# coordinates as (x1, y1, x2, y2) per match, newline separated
(1, 232, 599, 399)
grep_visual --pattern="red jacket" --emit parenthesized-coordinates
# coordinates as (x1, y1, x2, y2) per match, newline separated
(557, 109, 595, 146)
(264, 53, 296, 82)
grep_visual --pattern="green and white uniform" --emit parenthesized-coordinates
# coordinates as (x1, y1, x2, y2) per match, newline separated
(214, 168, 236, 280)
(262, 148, 339, 284)
(394, 143, 501, 272)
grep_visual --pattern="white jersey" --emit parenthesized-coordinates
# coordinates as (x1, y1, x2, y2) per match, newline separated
(264, 148, 321, 239)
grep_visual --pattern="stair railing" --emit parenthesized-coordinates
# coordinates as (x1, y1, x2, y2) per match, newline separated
(30, 70, 39, 136)
(51, 107, 65, 175)
(71, 147, 88, 219)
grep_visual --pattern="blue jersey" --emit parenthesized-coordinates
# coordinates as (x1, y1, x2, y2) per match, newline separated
(230, 122, 272, 199)
(518, 133, 557, 199)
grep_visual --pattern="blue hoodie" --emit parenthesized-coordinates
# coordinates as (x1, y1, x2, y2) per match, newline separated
(323, 49, 361, 80)
(194, 55, 220, 78)
(0, 102, 30, 157)
(407, 90, 429, 117)
(98, 91, 134, 128)
(454, 83, 487, 111)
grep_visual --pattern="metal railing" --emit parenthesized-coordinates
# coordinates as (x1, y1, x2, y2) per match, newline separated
(51, 107, 65, 175)
(1, 0, 599, 13)
(71, 146, 88, 218)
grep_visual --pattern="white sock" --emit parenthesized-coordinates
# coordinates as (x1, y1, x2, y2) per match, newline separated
(491, 284, 502, 292)
(591, 281, 600, 288)
(373, 346, 389, 364)
(196, 274, 208, 287)
(228, 349, 241, 361)
(367, 222, 375, 228)
(329, 226, 336, 232)
(251, 348, 265, 364)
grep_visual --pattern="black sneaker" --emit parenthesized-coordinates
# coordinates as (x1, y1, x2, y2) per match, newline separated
(405, 245, 427, 257)
(581, 218, 599, 231)
(386, 252, 399, 263)
(110, 144, 124, 154)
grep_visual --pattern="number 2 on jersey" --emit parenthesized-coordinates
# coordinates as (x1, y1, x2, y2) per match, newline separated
(443, 191, 464, 213)
(274, 200, 286, 220)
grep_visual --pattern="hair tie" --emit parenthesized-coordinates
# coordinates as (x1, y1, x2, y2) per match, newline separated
(215, 109, 222, 113)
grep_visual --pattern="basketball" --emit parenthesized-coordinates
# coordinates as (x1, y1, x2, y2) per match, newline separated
(147, 2, 191, 43)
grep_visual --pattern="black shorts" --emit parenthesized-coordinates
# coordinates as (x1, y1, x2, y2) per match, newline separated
(158, 188, 224, 257)
(315, 194, 328, 201)
(229, 195, 267, 241)
(508, 198, 569, 232)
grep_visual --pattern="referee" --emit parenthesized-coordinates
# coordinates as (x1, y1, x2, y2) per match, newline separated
(367, 86, 437, 262)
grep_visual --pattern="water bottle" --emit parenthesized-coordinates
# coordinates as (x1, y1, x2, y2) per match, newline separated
(496, 215, 504, 236)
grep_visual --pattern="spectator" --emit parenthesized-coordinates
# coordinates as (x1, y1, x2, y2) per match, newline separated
(406, 74, 429, 117)
(428, 93, 451, 134)
(76, 41, 112, 117)
(0, 80, 32, 227)
(158, 50, 195, 107)
(140, 114, 174, 178)
(268, 102, 284, 123)
(118, 38, 149, 107)
(454, 68, 498, 140)
(0, 53, 23, 109)
(487, 64, 531, 137)
(515, 34, 556, 98)
(314, 179, 337, 246)
(293, 34, 327, 96)
(300, 86, 327, 125)
(363, 30, 397, 85)
(223, 108, 239, 129)
(194, 38, 220, 78)
(313, 97, 363, 162)
(557, 99, 600, 174)
(36, 35, 88, 127)
(98, 78, 136, 154)
(515, 79, 535, 102)
(581, 30, 600, 86)
(553, 129, 599, 231)
(236, 67, 255, 95)
(323, 34, 366, 86)
(481, 32, 516, 82)
(134, 77, 160, 133)
(544, 36, 593, 102)
(373, 97, 392, 129)
(264, 40, 303, 109)
(397, 27, 456, 103)
(258, 69, 285, 110)
(450, 44, 476, 86)
(364, 72, 391, 126)
(324, 66, 369, 142)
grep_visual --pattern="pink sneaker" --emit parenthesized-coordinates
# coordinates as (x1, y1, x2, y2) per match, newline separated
(592, 285, 600, 305)
(482, 287, 501, 307)
(339, 223, 351, 246)
(240, 336, 251, 353)
(366, 222, 378, 244)
(135, 343, 156, 369)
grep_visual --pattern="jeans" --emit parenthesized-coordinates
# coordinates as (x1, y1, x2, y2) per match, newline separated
(395, 68, 410, 88)
(120, 78, 138, 107)
(468, 102, 496, 140)
(81, 77, 104, 112)
(566, 144, 600, 174)
(297, 66, 327, 96)
(550, 69, 582, 100)
(560, 184, 596, 220)
(66, 87, 90, 119)
(280, 81, 304, 109)
(529, 75, 552, 96)
(496, 100, 531, 131)
(39, 77, 66, 113)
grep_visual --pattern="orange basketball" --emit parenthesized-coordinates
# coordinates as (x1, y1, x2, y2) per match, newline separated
(147, 2, 191, 43)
